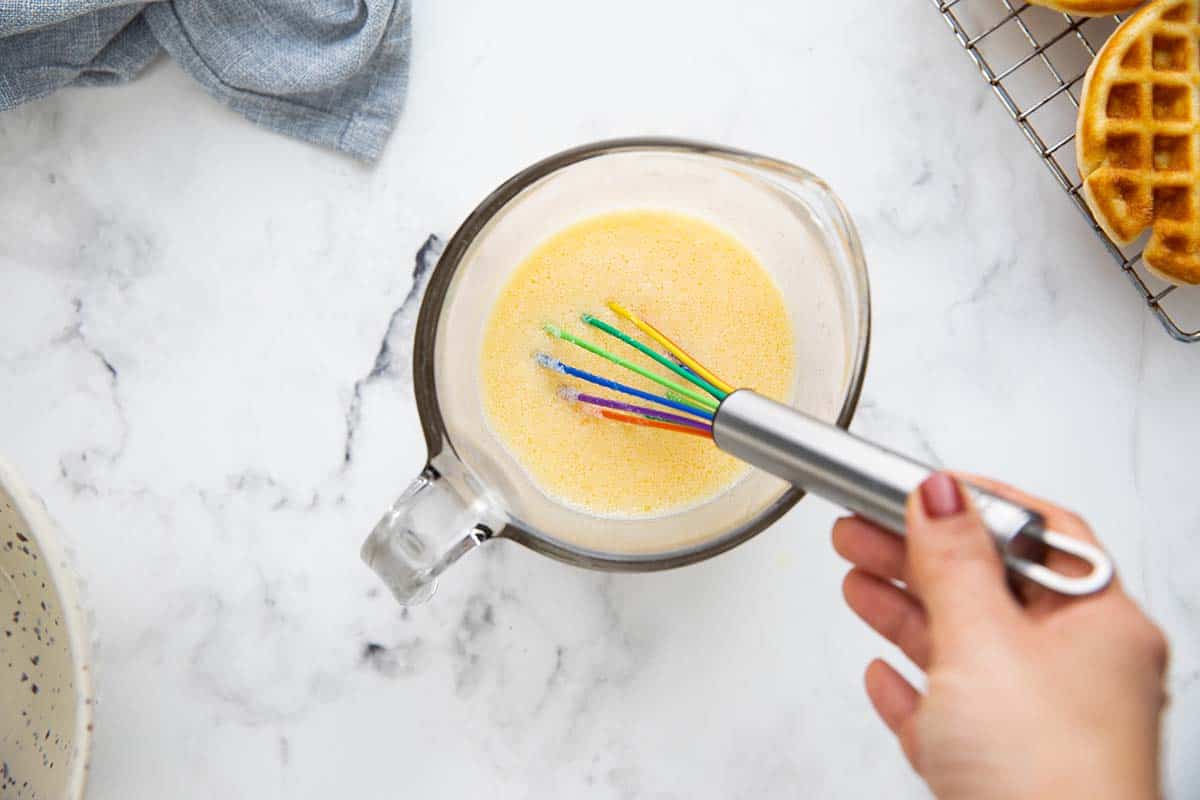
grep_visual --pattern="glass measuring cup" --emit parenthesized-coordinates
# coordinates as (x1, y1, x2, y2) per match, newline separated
(362, 138, 872, 604)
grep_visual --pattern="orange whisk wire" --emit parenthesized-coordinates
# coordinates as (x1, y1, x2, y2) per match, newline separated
(599, 409, 713, 438)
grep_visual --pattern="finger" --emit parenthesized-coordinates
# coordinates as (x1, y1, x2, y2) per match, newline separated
(905, 473, 1021, 645)
(843, 568, 931, 668)
(832, 515, 908, 583)
(953, 472, 1122, 613)
(864, 659, 921, 770)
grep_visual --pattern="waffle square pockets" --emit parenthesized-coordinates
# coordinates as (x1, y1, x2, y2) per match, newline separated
(1078, 0, 1200, 283)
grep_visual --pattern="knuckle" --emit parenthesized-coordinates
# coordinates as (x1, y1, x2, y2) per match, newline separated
(877, 599, 928, 660)
(1141, 623, 1170, 669)
(1060, 509, 1091, 536)
(1112, 608, 1169, 669)
(880, 600, 913, 640)
(841, 569, 858, 599)
(916, 522, 991, 568)
(911, 544, 963, 584)
(896, 607, 929, 661)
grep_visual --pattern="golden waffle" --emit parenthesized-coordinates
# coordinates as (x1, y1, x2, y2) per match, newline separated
(1078, 0, 1200, 285)
(1030, 0, 1143, 14)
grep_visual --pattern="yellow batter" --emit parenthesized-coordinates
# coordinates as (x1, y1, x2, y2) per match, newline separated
(480, 210, 795, 517)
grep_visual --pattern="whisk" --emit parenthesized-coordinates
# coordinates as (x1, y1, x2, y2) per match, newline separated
(535, 301, 1113, 598)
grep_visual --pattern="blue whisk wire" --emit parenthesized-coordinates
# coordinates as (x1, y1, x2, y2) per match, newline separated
(534, 352, 715, 421)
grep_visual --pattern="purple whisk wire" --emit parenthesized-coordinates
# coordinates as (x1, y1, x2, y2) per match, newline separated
(558, 388, 712, 432)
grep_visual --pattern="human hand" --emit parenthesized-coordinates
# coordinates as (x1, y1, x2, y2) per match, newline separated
(832, 472, 1167, 800)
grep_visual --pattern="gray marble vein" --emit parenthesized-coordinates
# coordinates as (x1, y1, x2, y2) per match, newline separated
(342, 235, 444, 467)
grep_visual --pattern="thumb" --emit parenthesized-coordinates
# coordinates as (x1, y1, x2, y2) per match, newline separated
(905, 472, 1020, 646)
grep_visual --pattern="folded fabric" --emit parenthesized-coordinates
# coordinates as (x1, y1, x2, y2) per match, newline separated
(0, 0, 411, 161)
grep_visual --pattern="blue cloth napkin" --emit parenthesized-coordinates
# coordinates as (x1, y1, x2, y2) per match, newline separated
(0, 1, 411, 161)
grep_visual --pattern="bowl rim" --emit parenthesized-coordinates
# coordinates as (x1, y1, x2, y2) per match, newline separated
(0, 457, 94, 800)
(413, 137, 872, 570)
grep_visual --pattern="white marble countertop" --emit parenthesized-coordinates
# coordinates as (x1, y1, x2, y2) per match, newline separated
(2, 1, 1198, 797)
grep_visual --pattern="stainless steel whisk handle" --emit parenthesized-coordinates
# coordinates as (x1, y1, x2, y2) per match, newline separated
(712, 390, 1114, 597)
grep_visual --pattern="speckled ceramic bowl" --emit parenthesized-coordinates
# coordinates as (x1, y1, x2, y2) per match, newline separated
(0, 458, 93, 799)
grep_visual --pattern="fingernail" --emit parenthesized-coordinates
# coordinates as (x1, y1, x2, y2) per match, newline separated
(920, 472, 964, 519)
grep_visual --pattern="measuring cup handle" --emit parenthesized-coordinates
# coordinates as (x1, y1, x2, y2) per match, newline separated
(361, 466, 496, 605)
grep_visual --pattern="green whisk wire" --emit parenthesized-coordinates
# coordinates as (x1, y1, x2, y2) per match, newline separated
(581, 313, 726, 400)
(542, 324, 719, 412)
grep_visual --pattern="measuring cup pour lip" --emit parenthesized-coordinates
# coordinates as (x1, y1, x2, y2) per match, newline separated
(367, 138, 872, 603)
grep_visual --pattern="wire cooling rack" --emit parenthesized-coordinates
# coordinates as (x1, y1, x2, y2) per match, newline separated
(932, 0, 1200, 342)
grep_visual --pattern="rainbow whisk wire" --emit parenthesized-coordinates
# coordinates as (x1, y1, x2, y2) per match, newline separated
(534, 301, 734, 438)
